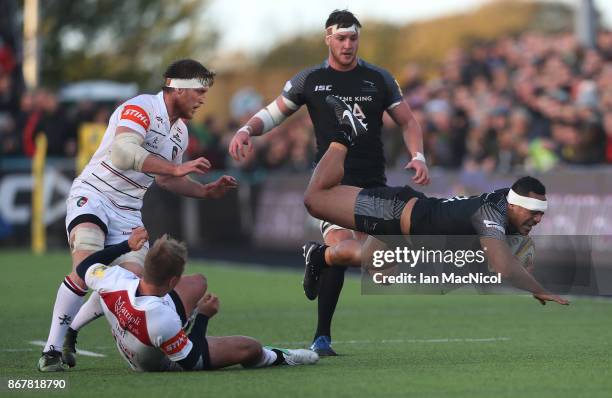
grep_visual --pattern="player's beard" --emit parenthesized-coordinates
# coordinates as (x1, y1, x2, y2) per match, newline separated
(181, 103, 198, 120)
(331, 48, 357, 67)
(333, 49, 356, 67)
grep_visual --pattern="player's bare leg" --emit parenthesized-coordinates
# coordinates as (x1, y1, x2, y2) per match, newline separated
(324, 230, 363, 266)
(173, 273, 208, 318)
(207, 336, 264, 368)
(304, 142, 361, 230)
(207, 336, 318, 369)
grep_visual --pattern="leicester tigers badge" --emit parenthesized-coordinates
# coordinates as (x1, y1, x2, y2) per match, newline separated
(76, 197, 88, 207)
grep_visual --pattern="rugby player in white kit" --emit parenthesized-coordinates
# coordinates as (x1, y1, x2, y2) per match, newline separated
(74, 227, 318, 371)
(39, 59, 238, 371)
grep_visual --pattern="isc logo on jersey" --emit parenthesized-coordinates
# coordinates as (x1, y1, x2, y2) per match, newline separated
(121, 105, 150, 130)
(314, 85, 332, 92)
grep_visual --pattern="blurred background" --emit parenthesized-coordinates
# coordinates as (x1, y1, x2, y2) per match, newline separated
(1, 1, 611, 290)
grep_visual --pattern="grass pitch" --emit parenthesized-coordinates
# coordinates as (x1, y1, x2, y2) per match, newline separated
(0, 250, 610, 398)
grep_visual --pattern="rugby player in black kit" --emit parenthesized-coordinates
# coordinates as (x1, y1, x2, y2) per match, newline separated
(303, 95, 569, 306)
(229, 10, 429, 355)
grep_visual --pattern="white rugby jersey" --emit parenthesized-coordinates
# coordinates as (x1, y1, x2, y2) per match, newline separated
(85, 265, 192, 372)
(73, 92, 188, 211)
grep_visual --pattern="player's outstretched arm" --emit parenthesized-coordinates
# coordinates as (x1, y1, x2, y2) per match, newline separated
(480, 237, 569, 306)
(75, 227, 148, 281)
(143, 155, 211, 178)
(228, 95, 299, 161)
(387, 101, 430, 186)
(112, 127, 211, 177)
(155, 175, 237, 199)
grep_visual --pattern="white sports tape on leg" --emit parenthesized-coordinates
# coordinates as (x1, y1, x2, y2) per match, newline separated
(72, 227, 105, 253)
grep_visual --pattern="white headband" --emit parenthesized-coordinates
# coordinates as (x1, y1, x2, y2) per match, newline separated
(165, 78, 211, 89)
(507, 189, 548, 212)
(326, 24, 360, 37)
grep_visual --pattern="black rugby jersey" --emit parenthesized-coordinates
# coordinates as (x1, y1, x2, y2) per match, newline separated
(411, 188, 516, 239)
(282, 59, 403, 188)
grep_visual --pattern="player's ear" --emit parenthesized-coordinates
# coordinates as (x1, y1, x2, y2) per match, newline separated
(325, 34, 331, 46)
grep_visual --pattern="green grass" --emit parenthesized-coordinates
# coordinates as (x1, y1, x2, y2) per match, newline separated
(0, 250, 610, 398)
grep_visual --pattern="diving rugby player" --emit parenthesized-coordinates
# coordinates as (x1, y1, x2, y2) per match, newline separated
(303, 96, 568, 306)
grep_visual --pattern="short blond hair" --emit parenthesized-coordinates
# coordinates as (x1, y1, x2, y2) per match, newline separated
(143, 234, 187, 286)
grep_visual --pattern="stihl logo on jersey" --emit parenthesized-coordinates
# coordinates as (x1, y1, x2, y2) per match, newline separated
(121, 105, 150, 130)
(484, 220, 505, 232)
(314, 85, 332, 92)
(161, 330, 189, 355)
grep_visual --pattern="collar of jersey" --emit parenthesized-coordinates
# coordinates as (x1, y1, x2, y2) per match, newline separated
(155, 91, 170, 123)
(127, 277, 162, 309)
(323, 58, 363, 70)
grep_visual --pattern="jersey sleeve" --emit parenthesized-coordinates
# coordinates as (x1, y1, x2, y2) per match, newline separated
(281, 66, 319, 106)
(153, 309, 193, 362)
(85, 264, 122, 291)
(117, 96, 153, 137)
(471, 203, 507, 240)
(379, 68, 403, 110)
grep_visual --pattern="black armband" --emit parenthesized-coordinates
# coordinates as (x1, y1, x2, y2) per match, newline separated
(176, 314, 211, 371)
(75, 240, 131, 280)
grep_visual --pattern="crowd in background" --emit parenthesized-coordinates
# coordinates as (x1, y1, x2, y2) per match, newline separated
(397, 30, 612, 172)
(2, 30, 612, 175)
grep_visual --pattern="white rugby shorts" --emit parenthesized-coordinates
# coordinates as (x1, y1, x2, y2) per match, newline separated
(65, 187, 144, 246)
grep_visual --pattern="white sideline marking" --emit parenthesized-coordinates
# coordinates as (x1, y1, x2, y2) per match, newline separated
(28, 340, 106, 357)
(270, 337, 511, 346)
(1, 348, 35, 352)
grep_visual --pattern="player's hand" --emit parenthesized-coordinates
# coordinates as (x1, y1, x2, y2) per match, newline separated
(204, 175, 238, 199)
(197, 293, 220, 317)
(128, 227, 148, 251)
(228, 129, 252, 161)
(405, 159, 430, 185)
(533, 292, 569, 306)
(173, 157, 211, 177)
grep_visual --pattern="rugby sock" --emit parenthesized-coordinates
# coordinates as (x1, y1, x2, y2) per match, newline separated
(313, 244, 329, 268)
(314, 265, 347, 340)
(43, 276, 87, 353)
(70, 291, 104, 331)
(250, 347, 284, 367)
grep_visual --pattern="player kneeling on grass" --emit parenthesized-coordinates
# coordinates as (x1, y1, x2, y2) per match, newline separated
(67, 227, 318, 371)
(302, 96, 569, 306)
